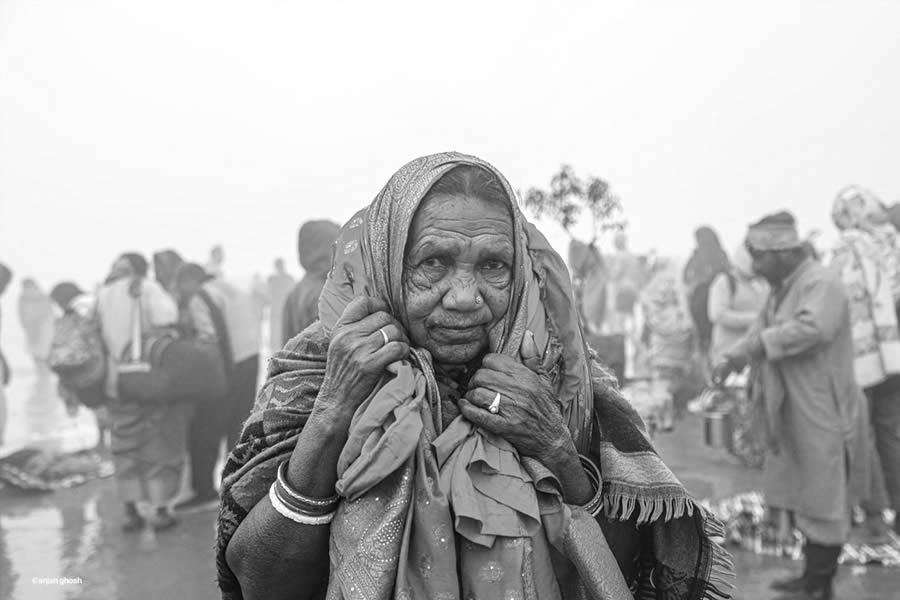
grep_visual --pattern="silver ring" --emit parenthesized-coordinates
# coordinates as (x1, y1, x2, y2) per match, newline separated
(379, 327, 390, 346)
(488, 392, 501, 414)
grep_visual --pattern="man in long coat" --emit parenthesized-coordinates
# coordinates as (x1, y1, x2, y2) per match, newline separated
(714, 211, 863, 600)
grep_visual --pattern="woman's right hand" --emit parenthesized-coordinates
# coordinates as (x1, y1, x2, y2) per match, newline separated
(314, 296, 410, 421)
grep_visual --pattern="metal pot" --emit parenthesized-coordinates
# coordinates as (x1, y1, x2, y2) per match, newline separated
(703, 410, 734, 450)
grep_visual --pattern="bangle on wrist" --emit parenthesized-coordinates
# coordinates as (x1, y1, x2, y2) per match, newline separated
(578, 454, 604, 517)
(268, 484, 336, 525)
(270, 461, 340, 521)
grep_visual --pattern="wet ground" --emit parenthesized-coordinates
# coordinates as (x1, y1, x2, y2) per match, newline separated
(1, 369, 898, 599)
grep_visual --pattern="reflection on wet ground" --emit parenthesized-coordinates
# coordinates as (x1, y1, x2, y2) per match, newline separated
(1, 369, 898, 599)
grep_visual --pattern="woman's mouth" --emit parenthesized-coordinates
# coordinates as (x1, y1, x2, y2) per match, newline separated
(430, 324, 485, 343)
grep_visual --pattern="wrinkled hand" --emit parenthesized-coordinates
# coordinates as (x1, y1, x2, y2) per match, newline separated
(459, 331, 571, 464)
(315, 297, 410, 421)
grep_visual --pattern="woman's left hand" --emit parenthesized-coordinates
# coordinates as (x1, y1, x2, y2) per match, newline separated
(459, 336, 573, 465)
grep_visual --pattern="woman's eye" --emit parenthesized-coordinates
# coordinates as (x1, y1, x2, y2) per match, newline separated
(422, 257, 446, 269)
(481, 260, 508, 272)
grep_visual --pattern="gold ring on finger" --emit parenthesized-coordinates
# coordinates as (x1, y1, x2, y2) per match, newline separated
(379, 327, 390, 346)
(489, 392, 501, 414)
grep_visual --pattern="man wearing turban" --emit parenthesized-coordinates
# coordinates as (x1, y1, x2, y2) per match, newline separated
(713, 211, 864, 600)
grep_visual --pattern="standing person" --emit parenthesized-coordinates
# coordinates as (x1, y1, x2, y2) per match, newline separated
(714, 212, 863, 600)
(17, 279, 55, 375)
(684, 226, 731, 354)
(707, 244, 769, 366)
(173, 263, 232, 511)
(0, 263, 12, 447)
(266, 259, 295, 353)
(640, 258, 696, 412)
(96, 252, 186, 531)
(49, 282, 110, 449)
(830, 185, 900, 537)
(206, 245, 226, 280)
(174, 263, 262, 511)
(281, 220, 340, 343)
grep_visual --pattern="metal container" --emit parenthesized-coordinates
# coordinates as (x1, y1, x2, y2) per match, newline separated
(703, 410, 734, 450)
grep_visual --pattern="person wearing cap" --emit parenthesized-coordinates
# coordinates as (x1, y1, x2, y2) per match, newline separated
(713, 211, 864, 600)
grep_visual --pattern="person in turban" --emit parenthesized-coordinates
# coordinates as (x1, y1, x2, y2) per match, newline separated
(714, 212, 864, 600)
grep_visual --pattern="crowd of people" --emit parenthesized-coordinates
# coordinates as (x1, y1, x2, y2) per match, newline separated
(0, 221, 341, 531)
(0, 153, 898, 599)
(568, 185, 900, 599)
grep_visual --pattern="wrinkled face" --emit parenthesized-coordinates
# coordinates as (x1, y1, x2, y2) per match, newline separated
(403, 194, 514, 365)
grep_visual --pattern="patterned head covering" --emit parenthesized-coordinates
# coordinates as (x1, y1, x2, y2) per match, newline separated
(832, 185, 889, 231)
(746, 211, 803, 251)
(318, 152, 593, 451)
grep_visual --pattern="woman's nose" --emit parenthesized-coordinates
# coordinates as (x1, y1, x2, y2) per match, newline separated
(442, 275, 481, 312)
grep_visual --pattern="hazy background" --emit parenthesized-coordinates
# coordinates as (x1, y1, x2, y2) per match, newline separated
(2, 0, 899, 366)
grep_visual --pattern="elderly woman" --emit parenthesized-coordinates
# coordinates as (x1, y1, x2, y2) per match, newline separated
(216, 154, 731, 600)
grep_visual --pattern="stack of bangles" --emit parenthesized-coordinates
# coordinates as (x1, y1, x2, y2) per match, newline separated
(578, 454, 604, 517)
(269, 461, 341, 525)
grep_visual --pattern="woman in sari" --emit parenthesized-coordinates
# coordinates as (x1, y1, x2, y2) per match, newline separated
(216, 153, 731, 600)
(830, 185, 900, 537)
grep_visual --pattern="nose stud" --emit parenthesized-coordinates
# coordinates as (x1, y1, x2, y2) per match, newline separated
(474, 296, 483, 305)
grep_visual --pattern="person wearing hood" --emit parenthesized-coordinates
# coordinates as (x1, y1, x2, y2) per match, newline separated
(281, 220, 341, 343)
(707, 244, 769, 366)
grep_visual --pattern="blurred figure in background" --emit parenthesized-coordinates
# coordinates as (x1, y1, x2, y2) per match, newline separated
(205, 244, 225, 280)
(17, 278, 55, 375)
(707, 244, 769, 366)
(152, 249, 185, 294)
(830, 185, 900, 537)
(282, 220, 340, 343)
(0, 263, 12, 447)
(684, 226, 731, 355)
(266, 258, 295, 353)
(715, 212, 863, 600)
(640, 257, 695, 411)
(174, 262, 262, 510)
(49, 281, 110, 449)
(96, 252, 185, 531)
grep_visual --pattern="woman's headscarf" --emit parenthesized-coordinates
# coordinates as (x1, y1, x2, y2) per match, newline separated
(832, 185, 900, 300)
(684, 226, 730, 289)
(317, 153, 593, 449)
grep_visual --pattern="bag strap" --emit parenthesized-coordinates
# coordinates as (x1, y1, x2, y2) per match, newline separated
(129, 291, 143, 363)
(196, 288, 234, 373)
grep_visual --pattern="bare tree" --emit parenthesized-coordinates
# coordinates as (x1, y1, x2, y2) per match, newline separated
(522, 165, 625, 242)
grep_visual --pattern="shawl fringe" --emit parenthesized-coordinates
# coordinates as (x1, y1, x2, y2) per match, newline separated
(604, 483, 735, 600)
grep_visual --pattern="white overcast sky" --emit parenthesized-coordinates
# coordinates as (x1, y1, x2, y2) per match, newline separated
(1, 0, 899, 354)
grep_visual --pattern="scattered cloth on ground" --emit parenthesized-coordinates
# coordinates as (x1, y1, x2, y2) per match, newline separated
(701, 492, 900, 567)
(0, 447, 113, 492)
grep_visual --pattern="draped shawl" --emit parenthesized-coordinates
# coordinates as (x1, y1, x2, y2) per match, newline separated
(216, 152, 732, 600)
